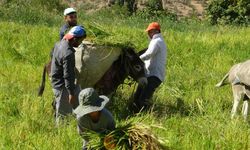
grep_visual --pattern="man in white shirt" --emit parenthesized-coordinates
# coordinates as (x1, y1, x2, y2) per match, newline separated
(133, 22, 167, 113)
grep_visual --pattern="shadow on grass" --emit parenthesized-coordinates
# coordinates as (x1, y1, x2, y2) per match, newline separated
(149, 98, 192, 118)
(105, 90, 146, 120)
(107, 91, 198, 120)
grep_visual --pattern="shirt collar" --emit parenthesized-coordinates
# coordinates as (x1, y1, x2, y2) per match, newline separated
(64, 24, 70, 28)
(62, 39, 76, 52)
(152, 33, 162, 40)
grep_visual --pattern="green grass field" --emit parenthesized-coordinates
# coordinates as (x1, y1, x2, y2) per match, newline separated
(0, 2, 250, 150)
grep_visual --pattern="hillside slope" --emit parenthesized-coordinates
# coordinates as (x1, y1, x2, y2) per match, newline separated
(65, 0, 207, 19)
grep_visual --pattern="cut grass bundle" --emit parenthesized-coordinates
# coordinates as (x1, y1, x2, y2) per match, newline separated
(85, 120, 167, 150)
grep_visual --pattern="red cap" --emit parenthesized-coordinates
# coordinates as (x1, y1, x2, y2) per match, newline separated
(145, 22, 161, 32)
(63, 34, 74, 40)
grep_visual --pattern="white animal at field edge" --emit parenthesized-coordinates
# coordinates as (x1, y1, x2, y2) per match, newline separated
(216, 60, 250, 121)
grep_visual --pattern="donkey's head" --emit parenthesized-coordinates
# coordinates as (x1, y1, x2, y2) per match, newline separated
(94, 46, 147, 95)
(121, 47, 146, 85)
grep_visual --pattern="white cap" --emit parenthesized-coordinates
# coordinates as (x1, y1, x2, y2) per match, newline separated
(64, 8, 76, 16)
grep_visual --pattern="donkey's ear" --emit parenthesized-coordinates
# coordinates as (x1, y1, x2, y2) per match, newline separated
(137, 48, 147, 56)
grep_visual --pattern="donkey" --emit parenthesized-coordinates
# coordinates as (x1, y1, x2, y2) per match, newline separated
(38, 43, 146, 97)
(216, 60, 250, 121)
(94, 47, 146, 95)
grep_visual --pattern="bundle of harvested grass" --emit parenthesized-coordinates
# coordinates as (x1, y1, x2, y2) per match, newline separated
(85, 120, 167, 150)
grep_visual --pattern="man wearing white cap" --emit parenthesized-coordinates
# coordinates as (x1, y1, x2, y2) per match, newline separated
(49, 8, 78, 57)
(51, 26, 86, 124)
(74, 88, 115, 150)
(60, 8, 78, 40)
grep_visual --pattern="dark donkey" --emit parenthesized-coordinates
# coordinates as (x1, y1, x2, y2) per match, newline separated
(94, 47, 147, 95)
(38, 46, 147, 96)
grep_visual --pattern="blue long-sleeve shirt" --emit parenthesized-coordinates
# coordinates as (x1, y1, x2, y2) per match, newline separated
(59, 24, 70, 40)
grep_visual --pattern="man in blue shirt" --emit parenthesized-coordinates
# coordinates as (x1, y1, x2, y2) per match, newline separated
(49, 8, 78, 58)
(60, 8, 78, 40)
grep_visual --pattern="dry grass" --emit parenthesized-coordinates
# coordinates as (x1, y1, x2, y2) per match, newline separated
(86, 120, 167, 150)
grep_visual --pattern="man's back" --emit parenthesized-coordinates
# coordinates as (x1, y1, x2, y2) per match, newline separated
(77, 108, 115, 133)
(141, 33, 167, 82)
(51, 39, 76, 92)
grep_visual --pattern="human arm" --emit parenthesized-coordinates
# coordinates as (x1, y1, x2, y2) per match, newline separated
(107, 115, 116, 131)
(63, 52, 77, 106)
(59, 25, 67, 40)
(139, 40, 159, 61)
(77, 124, 90, 150)
(59, 31, 64, 40)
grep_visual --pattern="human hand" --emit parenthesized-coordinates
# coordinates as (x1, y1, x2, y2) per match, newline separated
(104, 135, 116, 149)
(138, 77, 148, 88)
(69, 94, 78, 109)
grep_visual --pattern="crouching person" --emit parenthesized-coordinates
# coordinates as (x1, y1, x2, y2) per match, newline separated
(73, 88, 116, 150)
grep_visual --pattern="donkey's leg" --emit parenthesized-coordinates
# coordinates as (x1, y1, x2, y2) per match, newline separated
(243, 86, 250, 121)
(231, 85, 243, 119)
(242, 100, 249, 121)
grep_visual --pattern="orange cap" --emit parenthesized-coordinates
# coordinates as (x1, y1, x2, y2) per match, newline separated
(145, 22, 161, 32)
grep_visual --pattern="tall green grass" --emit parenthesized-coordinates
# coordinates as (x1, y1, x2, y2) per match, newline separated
(0, 0, 64, 25)
(0, 5, 250, 150)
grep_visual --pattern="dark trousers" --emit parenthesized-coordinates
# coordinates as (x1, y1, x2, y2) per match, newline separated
(133, 76, 162, 112)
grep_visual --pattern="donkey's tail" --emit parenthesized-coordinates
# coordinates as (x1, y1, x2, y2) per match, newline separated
(38, 65, 47, 96)
(215, 73, 229, 87)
